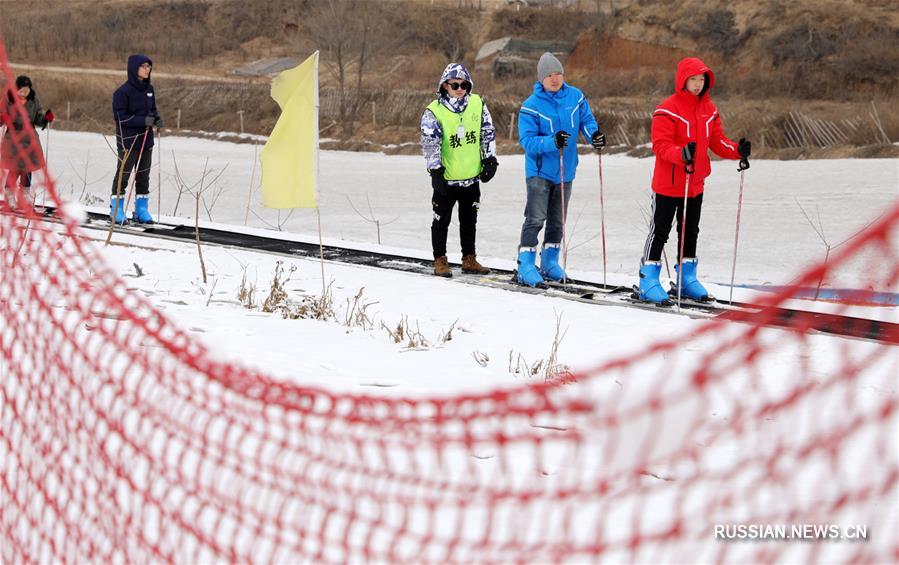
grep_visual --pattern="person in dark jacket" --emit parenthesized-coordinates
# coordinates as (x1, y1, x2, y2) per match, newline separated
(111, 54, 163, 224)
(1, 75, 52, 209)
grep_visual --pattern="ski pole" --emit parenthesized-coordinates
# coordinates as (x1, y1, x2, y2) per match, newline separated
(156, 125, 162, 218)
(728, 165, 748, 303)
(559, 151, 568, 281)
(42, 121, 50, 206)
(598, 151, 607, 286)
(676, 160, 694, 311)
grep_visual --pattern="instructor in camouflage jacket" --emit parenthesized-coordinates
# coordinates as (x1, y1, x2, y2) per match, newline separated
(420, 63, 498, 278)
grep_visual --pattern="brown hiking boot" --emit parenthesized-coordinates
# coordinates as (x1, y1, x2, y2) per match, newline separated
(433, 255, 452, 277)
(461, 253, 490, 274)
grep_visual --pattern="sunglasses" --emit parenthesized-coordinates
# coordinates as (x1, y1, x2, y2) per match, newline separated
(446, 81, 469, 91)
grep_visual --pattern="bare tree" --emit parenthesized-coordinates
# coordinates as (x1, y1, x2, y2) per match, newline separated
(795, 199, 882, 300)
(345, 193, 400, 244)
(308, 0, 378, 137)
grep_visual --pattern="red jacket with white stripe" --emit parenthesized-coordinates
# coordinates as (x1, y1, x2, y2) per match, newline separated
(651, 57, 740, 198)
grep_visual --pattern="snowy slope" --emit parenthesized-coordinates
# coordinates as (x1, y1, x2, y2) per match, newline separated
(43, 131, 899, 289)
(6, 130, 896, 562)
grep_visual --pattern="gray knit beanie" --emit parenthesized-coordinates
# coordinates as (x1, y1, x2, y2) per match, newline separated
(537, 52, 564, 81)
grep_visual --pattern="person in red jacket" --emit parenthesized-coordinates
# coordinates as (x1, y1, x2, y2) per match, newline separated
(638, 57, 751, 304)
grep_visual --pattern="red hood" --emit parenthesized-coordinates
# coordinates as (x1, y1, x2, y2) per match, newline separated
(674, 57, 715, 95)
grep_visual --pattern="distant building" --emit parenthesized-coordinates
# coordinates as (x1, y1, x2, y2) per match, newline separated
(476, 37, 574, 79)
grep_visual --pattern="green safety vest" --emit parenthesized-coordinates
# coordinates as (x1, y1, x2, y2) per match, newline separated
(427, 94, 483, 181)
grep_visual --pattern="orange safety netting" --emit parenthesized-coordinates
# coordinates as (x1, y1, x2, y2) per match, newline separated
(1, 40, 897, 564)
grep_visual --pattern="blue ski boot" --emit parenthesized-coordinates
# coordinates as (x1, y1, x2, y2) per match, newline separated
(516, 247, 544, 287)
(638, 261, 671, 304)
(674, 258, 711, 301)
(540, 242, 566, 282)
(109, 195, 127, 225)
(133, 194, 154, 224)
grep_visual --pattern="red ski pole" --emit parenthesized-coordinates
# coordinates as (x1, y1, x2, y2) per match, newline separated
(598, 152, 607, 287)
(559, 151, 568, 280)
(729, 167, 747, 303)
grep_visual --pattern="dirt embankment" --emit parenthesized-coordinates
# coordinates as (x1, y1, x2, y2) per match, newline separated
(1, 0, 896, 158)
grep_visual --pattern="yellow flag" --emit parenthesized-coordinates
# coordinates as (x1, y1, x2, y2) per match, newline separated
(261, 51, 319, 208)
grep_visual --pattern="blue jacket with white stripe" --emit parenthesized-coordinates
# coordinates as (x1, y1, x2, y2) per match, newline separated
(518, 81, 599, 184)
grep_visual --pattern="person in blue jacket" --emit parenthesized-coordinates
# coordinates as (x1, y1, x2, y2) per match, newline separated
(516, 52, 605, 286)
(111, 54, 163, 224)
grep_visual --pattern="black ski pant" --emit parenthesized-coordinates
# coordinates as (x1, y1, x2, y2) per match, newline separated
(641, 192, 703, 263)
(112, 146, 153, 196)
(431, 182, 480, 259)
(4, 171, 31, 189)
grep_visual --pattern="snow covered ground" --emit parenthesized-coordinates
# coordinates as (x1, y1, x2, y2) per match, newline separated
(39, 127, 893, 391)
(6, 130, 897, 561)
(43, 131, 898, 290)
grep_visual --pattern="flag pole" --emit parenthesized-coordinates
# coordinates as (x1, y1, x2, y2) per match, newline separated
(312, 51, 325, 296)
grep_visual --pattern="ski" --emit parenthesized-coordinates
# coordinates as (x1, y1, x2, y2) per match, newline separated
(12, 208, 892, 342)
(470, 273, 725, 319)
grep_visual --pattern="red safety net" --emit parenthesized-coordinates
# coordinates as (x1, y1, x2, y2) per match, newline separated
(1, 41, 897, 563)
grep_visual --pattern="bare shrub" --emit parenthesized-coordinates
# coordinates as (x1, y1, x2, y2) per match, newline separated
(342, 287, 376, 331)
(544, 312, 574, 384)
(507, 311, 574, 384)
(261, 261, 294, 313)
(508, 350, 544, 378)
(674, 9, 741, 55)
(766, 19, 838, 67)
(237, 268, 257, 309)
(381, 316, 430, 350)
(472, 350, 489, 367)
(306, 283, 336, 321)
(255, 261, 335, 320)
(437, 319, 459, 345)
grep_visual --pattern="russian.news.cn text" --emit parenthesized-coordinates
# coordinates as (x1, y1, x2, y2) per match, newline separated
(714, 524, 869, 541)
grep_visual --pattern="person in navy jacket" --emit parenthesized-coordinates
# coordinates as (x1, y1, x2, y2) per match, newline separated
(516, 52, 605, 286)
(111, 54, 163, 224)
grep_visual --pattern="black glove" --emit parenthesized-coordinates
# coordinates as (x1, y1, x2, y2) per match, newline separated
(479, 156, 498, 183)
(554, 130, 570, 149)
(590, 129, 606, 150)
(39, 108, 54, 130)
(429, 167, 449, 196)
(737, 138, 751, 171)
(681, 141, 697, 164)
(144, 115, 164, 128)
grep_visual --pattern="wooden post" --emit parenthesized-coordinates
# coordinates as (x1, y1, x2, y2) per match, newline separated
(508, 112, 515, 140)
(66, 101, 71, 121)
(371, 100, 376, 126)
(176, 108, 182, 130)
(238, 110, 245, 134)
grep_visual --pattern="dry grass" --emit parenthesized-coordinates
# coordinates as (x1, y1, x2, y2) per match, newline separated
(506, 311, 574, 384)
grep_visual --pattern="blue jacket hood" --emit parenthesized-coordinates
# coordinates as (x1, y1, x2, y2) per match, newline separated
(127, 54, 153, 90)
(531, 80, 568, 100)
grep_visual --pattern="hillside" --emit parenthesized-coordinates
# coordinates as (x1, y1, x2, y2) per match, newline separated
(1, 0, 896, 157)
